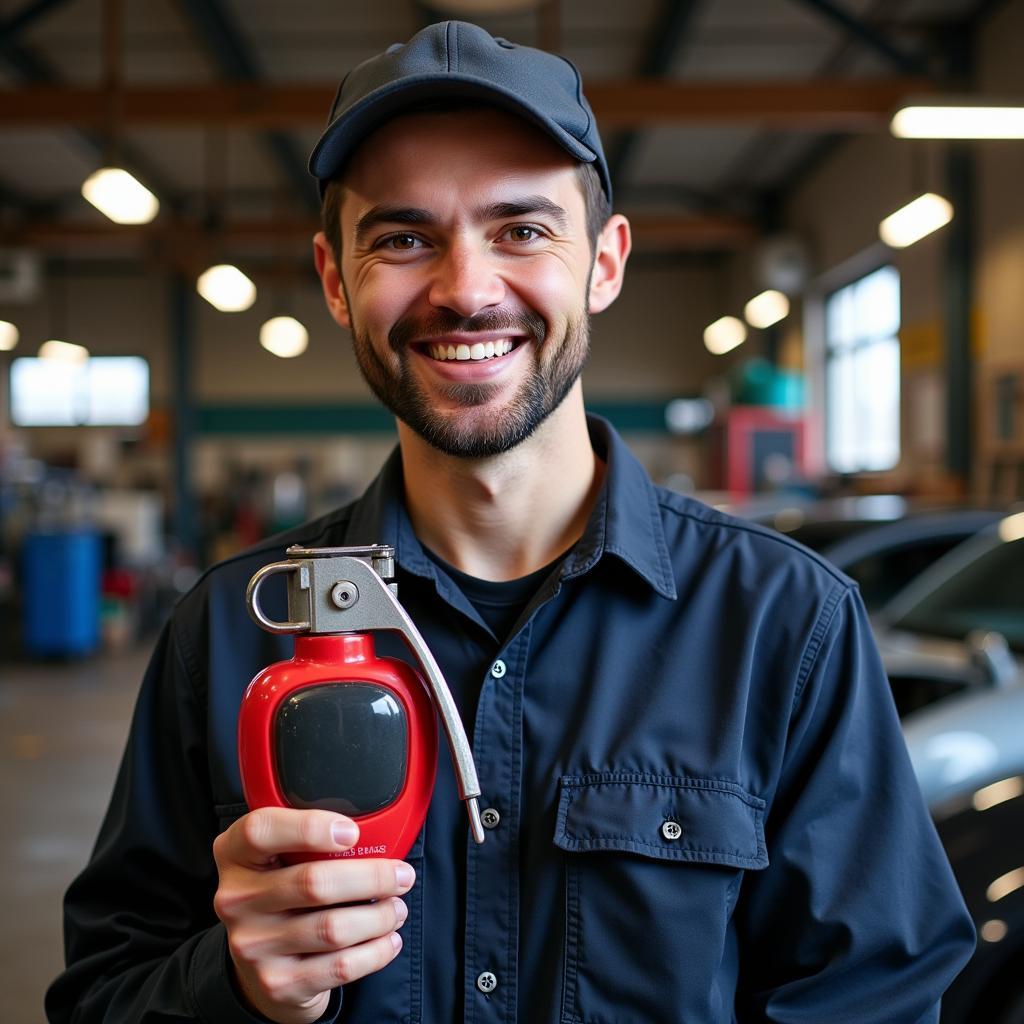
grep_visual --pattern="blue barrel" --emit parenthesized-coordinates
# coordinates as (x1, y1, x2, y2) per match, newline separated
(22, 531, 102, 656)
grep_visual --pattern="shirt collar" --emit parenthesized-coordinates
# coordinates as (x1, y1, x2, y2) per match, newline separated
(341, 413, 677, 601)
(563, 414, 677, 600)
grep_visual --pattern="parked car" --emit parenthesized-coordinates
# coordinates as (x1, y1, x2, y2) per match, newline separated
(873, 511, 1024, 1022)
(875, 512, 1024, 714)
(811, 507, 1006, 611)
(725, 494, 1005, 611)
(903, 685, 1024, 1024)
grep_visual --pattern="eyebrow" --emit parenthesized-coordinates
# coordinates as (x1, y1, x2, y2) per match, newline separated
(477, 196, 570, 233)
(352, 205, 434, 248)
(352, 194, 571, 247)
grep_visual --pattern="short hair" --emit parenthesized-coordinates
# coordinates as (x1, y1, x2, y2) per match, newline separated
(319, 102, 611, 266)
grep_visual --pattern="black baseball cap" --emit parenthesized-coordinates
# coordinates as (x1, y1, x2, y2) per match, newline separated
(308, 20, 611, 202)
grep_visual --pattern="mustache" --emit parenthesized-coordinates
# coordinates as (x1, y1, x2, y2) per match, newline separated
(388, 307, 546, 351)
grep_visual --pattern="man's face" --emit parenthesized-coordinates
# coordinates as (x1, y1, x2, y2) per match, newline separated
(327, 108, 599, 458)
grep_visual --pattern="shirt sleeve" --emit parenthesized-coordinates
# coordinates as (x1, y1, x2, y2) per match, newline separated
(44, 617, 343, 1024)
(734, 584, 976, 1023)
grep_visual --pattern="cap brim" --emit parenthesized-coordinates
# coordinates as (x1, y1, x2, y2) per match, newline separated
(309, 75, 600, 189)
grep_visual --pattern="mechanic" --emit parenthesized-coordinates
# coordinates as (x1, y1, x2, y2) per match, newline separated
(47, 20, 975, 1024)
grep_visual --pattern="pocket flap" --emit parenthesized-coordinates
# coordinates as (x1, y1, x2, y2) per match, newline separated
(554, 772, 768, 869)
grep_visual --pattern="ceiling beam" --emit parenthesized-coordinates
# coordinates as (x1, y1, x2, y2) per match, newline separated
(171, 0, 318, 213)
(0, 77, 935, 130)
(0, 21, 186, 211)
(0, 0, 73, 52)
(607, 0, 704, 197)
(792, 0, 933, 78)
(1, 212, 756, 255)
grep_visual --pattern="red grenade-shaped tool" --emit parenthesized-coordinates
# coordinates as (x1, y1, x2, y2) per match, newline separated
(240, 544, 484, 861)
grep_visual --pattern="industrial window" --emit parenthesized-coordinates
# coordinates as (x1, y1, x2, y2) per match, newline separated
(9, 356, 149, 427)
(824, 265, 901, 473)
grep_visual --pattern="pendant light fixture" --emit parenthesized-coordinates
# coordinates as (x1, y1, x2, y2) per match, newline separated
(0, 320, 19, 351)
(197, 264, 257, 312)
(703, 315, 747, 355)
(80, 0, 160, 226)
(82, 167, 159, 225)
(879, 143, 953, 249)
(196, 127, 257, 312)
(258, 191, 308, 357)
(38, 261, 89, 362)
(744, 290, 790, 330)
(259, 315, 308, 358)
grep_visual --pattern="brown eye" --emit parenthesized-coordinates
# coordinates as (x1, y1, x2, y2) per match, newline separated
(389, 234, 419, 250)
(507, 226, 539, 242)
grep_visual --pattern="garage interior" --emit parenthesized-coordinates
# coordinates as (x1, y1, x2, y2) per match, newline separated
(1, 0, 1023, 1020)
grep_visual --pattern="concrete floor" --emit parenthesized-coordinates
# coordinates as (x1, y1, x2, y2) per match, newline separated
(0, 642, 150, 1023)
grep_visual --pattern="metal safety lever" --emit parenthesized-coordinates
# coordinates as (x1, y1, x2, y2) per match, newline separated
(246, 544, 485, 844)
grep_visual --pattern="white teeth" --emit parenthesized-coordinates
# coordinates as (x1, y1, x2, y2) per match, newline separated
(428, 339, 516, 361)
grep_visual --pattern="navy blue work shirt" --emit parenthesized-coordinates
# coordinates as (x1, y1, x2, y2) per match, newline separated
(48, 416, 974, 1023)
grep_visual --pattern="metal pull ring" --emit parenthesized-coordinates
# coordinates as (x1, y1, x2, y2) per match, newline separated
(245, 561, 310, 634)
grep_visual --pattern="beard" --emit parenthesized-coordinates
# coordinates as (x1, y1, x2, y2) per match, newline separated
(350, 304, 591, 458)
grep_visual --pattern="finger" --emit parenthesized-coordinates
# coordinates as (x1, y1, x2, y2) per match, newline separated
(243, 933, 403, 1011)
(296, 933, 404, 997)
(261, 858, 416, 914)
(217, 808, 359, 868)
(255, 897, 409, 958)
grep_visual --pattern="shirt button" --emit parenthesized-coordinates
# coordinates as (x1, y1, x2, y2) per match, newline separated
(661, 819, 682, 841)
(481, 807, 501, 829)
(490, 659, 507, 679)
(476, 971, 498, 994)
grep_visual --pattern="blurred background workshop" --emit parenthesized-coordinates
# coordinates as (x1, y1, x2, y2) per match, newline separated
(1, 1, 1023, 1021)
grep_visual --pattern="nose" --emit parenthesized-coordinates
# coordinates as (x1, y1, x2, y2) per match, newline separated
(427, 241, 505, 317)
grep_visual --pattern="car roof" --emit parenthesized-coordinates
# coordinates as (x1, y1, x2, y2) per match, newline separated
(877, 513, 1024, 627)
(903, 682, 1024, 809)
(819, 508, 1005, 571)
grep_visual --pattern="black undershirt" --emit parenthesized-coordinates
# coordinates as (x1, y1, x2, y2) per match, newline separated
(424, 548, 565, 641)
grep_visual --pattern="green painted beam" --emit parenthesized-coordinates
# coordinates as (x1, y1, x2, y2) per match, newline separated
(196, 400, 683, 435)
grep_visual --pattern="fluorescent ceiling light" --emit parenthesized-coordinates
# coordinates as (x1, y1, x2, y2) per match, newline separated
(892, 103, 1024, 139)
(703, 316, 747, 355)
(744, 290, 790, 329)
(260, 316, 309, 358)
(81, 167, 160, 225)
(0, 319, 19, 351)
(879, 193, 953, 248)
(197, 264, 257, 312)
(39, 339, 89, 363)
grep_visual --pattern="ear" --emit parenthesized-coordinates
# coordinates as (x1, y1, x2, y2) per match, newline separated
(588, 214, 631, 315)
(313, 231, 351, 330)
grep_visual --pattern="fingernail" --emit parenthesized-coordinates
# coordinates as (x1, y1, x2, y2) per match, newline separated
(392, 897, 408, 924)
(331, 820, 359, 846)
(390, 932, 403, 953)
(395, 863, 415, 888)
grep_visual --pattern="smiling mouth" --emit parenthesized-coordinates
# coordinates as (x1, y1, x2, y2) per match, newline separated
(423, 339, 518, 362)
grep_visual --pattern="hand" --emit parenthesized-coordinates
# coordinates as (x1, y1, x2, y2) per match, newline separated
(212, 807, 414, 1024)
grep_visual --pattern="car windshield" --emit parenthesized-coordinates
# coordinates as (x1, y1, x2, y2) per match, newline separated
(840, 536, 975, 611)
(890, 535, 1024, 652)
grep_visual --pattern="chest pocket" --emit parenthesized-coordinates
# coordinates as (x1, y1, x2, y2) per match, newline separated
(554, 772, 767, 1024)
